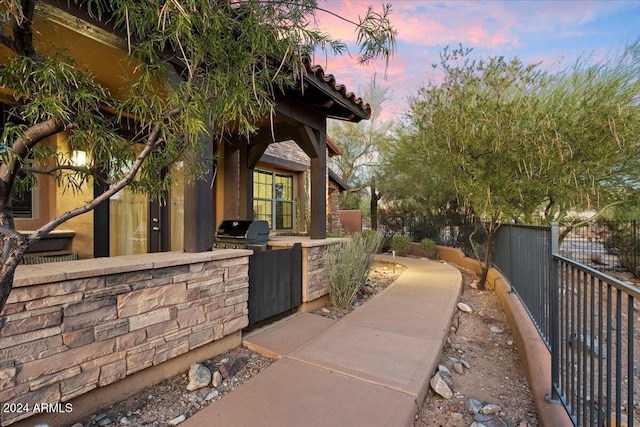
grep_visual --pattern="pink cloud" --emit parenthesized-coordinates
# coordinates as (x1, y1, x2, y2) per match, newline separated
(312, 0, 640, 123)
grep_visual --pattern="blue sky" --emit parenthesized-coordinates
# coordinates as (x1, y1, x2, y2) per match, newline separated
(316, 0, 640, 122)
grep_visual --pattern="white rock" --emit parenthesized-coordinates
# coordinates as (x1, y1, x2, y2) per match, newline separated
(211, 370, 223, 388)
(168, 415, 186, 426)
(457, 302, 473, 313)
(490, 326, 504, 333)
(430, 372, 453, 399)
(187, 363, 212, 391)
(481, 403, 502, 415)
(216, 357, 230, 366)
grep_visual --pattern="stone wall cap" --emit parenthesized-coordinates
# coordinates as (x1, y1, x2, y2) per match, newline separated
(13, 250, 252, 287)
(268, 237, 349, 248)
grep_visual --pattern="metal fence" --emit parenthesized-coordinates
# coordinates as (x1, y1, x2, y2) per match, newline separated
(492, 223, 639, 426)
(375, 214, 487, 258)
(551, 253, 639, 426)
(559, 220, 639, 278)
(492, 224, 552, 347)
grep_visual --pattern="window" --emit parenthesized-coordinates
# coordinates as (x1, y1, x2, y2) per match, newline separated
(253, 170, 294, 230)
(12, 174, 34, 219)
(1, 103, 36, 219)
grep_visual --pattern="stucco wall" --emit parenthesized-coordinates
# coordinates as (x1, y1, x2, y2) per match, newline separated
(0, 250, 250, 426)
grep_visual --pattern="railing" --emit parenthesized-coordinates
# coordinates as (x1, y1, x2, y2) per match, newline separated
(550, 223, 639, 427)
(493, 222, 639, 425)
(492, 224, 552, 347)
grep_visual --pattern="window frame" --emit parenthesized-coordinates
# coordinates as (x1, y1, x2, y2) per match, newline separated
(253, 169, 295, 231)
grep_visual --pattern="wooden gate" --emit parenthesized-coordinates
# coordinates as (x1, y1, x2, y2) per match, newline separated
(248, 243, 302, 326)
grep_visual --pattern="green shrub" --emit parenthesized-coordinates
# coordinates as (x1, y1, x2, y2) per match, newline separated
(324, 231, 383, 309)
(419, 238, 438, 259)
(391, 235, 412, 256)
(602, 223, 640, 278)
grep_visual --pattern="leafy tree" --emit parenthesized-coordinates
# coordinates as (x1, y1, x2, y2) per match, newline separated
(385, 44, 640, 287)
(328, 77, 392, 228)
(0, 0, 396, 313)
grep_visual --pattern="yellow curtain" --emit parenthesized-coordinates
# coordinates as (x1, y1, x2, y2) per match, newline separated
(170, 162, 185, 251)
(110, 189, 148, 256)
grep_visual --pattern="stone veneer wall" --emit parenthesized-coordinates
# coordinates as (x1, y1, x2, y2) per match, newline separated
(327, 182, 342, 234)
(0, 250, 251, 426)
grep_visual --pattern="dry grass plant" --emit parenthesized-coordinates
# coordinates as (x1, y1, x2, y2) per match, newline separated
(324, 231, 383, 309)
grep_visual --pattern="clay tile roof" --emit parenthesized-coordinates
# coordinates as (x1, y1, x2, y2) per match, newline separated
(326, 135, 342, 156)
(303, 57, 372, 121)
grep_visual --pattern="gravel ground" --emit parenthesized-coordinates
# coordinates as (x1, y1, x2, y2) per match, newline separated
(414, 267, 539, 427)
(74, 260, 539, 427)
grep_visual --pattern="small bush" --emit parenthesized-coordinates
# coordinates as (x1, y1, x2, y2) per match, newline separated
(324, 231, 383, 309)
(391, 235, 412, 256)
(419, 238, 438, 259)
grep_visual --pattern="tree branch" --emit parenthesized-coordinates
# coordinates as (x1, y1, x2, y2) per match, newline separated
(0, 34, 17, 52)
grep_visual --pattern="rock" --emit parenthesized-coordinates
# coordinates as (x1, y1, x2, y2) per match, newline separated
(321, 307, 330, 313)
(460, 358, 471, 369)
(168, 415, 186, 426)
(187, 363, 212, 391)
(220, 358, 247, 379)
(470, 280, 480, 289)
(119, 416, 130, 425)
(362, 284, 375, 295)
(474, 414, 508, 427)
(211, 370, 223, 388)
(430, 372, 453, 399)
(453, 360, 464, 375)
(490, 326, 504, 333)
(438, 364, 451, 376)
(98, 418, 113, 427)
(467, 398, 483, 414)
(205, 390, 220, 401)
(216, 357, 230, 366)
(568, 333, 607, 359)
(457, 302, 473, 313)
(481, 403, 502, 415)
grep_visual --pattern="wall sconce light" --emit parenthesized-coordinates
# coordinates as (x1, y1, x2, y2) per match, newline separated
(71, 150, 87, 167)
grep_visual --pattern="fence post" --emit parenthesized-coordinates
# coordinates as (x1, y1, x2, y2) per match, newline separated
(547, 222, 561, 403)
(634, 219, 638, 278)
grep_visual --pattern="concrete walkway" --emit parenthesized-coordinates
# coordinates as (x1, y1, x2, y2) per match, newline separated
(182, 255, 462, 427)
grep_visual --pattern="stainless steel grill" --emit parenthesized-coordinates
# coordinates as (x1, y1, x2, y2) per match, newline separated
(213, 220, 270, 250)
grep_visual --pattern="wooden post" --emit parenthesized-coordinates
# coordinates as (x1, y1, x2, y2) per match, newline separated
(184, 140, 216, 252)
